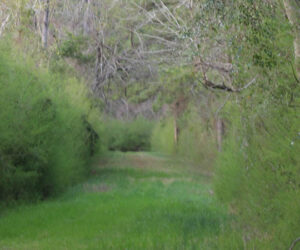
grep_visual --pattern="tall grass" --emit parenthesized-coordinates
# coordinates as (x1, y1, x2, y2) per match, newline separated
(0, 152, 228, 250)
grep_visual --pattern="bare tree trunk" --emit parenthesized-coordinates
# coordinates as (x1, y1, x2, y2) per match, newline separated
(83, 0, 91, 35)
(0, 15, 10, 38)
(42, 0, 50, 49)
(174, 117, 178, 145)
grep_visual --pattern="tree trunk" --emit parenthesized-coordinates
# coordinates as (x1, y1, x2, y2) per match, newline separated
(42, 0, 50, 49)
(83, 0, 91, 35)
(174, 117, 178, 145)
(0, 15, 10, 38)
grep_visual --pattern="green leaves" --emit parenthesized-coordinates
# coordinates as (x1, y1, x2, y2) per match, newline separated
(58, 33, 94, 64)
(0, 41, 104, 202)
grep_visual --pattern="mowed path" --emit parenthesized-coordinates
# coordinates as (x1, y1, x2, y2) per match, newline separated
(0, 152, 227, 250)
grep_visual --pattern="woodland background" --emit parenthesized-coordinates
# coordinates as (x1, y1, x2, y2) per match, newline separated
(0, 0, 299, 249)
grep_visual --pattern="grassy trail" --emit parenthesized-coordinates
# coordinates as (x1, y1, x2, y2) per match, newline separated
(0, 152, 228, 250)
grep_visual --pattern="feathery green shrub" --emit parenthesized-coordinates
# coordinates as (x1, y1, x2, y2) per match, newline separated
(214, 107, 300, 248)
(104, 118, 153, 152)
(151, 118, 176, 155)
(177, 108, 217, 169)
(211, 0, 300, 247)
(0, 41, 104, 202)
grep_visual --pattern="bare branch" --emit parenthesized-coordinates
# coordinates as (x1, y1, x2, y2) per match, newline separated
(289, 237, 300, 250)
(203, 74, 257, 93)
(215, 93, 231, 117)
(236, 77, 257, 92)
(0, 14, 10, 37)
(195, 60, 233, 73)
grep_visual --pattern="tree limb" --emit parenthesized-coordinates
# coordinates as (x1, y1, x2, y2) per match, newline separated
(289, 237, 300, 250)
(203, 75, 257, 93)
(215, 93, 231, 117)
(0, 14, 10, 38)
(236, 76, 257, 92)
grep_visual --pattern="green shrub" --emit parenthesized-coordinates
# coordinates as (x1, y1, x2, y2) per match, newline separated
(58, 33, 94, 64)
(104, 118, 153, 152)
(151, 118, 176, 154)
(177, 109, 217, 169)
(214, 107, 300, 248)
(212, 1, 300, 247)
(0, 41, 104, 202)
(151, 111, 216, 165)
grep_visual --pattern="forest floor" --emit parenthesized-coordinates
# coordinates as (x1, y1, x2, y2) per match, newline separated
(0, 152, 229, 250)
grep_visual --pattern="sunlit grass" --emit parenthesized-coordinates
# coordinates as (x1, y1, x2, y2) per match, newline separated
(0, 152, 228, 250)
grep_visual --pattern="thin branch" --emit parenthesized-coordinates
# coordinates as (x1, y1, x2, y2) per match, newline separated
(140, 33, 177, 46)
(0, 14, 10, 37)
(195, 60, 233, 73)
(203, 75, 257, 93)
(289, 60, 300, 83)
(289, 237, 300, 250)
(158, 0, 181, 29)
(215, 93, 231, 117)
(236, 76, 257, 92)
(140, 49, 175, 55)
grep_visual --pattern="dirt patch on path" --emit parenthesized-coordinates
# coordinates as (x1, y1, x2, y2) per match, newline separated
(137, 176, 194, 185)
(83, 183, 111, 193)
(94, 152, 213, 183)
(97, 152, 183, 174)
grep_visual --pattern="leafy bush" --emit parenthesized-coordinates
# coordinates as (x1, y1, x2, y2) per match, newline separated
(0, 41, 104, 202)
(214, 106, 300, 248)
(104, 118, 153, 152)
(151, 110, 216, 167)
(58, 33, 94, 64)
(212, 1, 300, 247)
(177, 110, 217, 170)
(151, 118, 176, 154)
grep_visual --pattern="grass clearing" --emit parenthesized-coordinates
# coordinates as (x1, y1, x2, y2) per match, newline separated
(0, 152, 228, 249)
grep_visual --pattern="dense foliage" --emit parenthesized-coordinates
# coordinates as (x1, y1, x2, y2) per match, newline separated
(104, 118, 153, 152)
(0, 41, 103, 202)
(150, 0, 300, 248)
(210, 0, 300, 248)
(0, 0, 299, 248)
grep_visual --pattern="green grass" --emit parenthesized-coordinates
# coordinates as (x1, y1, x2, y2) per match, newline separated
(0, 152, 228, 250)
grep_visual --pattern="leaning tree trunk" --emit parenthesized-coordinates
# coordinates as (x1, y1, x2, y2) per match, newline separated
(42, 0, 50, 49)
(0, 14, 10, 38)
